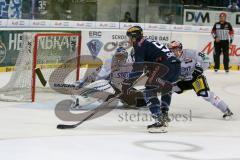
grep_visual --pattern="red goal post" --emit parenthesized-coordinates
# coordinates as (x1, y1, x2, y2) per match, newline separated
(31, 33, 81, 102)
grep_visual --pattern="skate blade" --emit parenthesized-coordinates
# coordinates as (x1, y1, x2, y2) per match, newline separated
(148, 127, 168, 133)
(223, 115, 233, 120)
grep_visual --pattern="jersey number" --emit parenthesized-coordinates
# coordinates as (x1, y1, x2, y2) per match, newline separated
(198, 52, 206, 59)
(152, 41, 169, 52)
(152, 41, 175, 58)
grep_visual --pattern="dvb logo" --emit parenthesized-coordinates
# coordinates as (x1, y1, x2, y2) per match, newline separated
(185, 11, 210, 23)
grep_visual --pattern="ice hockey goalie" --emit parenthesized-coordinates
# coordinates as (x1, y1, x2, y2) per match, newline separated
(72, 47, 146, 110)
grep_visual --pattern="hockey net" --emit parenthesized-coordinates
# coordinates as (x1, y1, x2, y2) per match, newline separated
(0, 32, 81, 102)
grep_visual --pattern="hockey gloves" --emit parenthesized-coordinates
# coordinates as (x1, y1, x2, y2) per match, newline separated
(192, 63, 203, 78)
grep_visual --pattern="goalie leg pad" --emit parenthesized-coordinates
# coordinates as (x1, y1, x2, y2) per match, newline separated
(192, 75, 209, 97)
(80, 80, 114, 99)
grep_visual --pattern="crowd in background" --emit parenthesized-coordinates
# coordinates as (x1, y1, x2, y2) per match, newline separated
(0, 0, 239, 23)
(181, 0, 240, 8)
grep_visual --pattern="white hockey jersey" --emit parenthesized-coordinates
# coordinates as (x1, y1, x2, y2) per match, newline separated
(81, 54, 133, 91)
(179, 49, 210, 81)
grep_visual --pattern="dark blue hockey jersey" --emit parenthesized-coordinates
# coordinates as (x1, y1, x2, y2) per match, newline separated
(132, 38, 179, 63)
(128, 38, 180, 79)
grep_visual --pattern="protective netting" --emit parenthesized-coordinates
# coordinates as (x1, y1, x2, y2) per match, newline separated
(0, 32, 81, 102)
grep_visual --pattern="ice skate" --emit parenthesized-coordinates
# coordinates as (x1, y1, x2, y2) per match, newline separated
(223, 108, 233, 120)
(147, 114, 168, 133)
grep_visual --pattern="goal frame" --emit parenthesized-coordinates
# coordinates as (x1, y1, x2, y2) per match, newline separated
(31, 33, 81, 102)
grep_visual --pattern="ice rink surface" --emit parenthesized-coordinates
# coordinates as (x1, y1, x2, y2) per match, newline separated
(0, 70, 240, 160)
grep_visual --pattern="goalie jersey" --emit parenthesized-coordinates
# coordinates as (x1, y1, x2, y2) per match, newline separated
(79, 49, 133, 91)
(179, 49, 210, 81)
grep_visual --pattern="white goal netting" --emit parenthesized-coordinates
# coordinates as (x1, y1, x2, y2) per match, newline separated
(0, 32, 81, 102)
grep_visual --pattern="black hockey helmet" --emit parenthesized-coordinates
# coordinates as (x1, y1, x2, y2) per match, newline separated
(126, 26, 143, 41)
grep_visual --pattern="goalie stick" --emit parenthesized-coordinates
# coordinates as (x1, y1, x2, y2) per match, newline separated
(35, 68, 47, 87)
(56, 72, 147, 129)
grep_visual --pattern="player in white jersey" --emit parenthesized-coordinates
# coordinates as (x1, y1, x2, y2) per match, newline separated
(168, 41, 233, 119)
(72, 47, 146, 109)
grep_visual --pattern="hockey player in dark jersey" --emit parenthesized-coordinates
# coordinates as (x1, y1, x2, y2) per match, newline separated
(123, 26, 181, 133)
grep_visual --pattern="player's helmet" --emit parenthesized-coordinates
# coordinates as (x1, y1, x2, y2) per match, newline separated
(168, 41, 183, 51)
(168, 41, 183, 57)
(126, 26, 143, 41)
(219, 12, 227, 18)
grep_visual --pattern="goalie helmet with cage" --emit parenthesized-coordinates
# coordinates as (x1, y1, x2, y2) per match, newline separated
(113, 47, 128, 62)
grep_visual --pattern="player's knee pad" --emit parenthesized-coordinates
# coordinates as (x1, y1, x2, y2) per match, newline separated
(202, 91, 221, 106)
(192, 75, 209, 97)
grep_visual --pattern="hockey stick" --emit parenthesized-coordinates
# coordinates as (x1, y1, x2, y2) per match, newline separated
(56, 94, 119, 129)
(56, 73, 147, 129)
(57, 112, 95, 129)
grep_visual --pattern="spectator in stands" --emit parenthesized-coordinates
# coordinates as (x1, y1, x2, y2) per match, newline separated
(237, 0, 240, 7)
(82, 6, 95, 21)
(222, 0, 228, 6)
(164, 13, 176, 24)
(62, 0, 72, 20)
(120, 12, 134, 22)
(199, 0, 208, 7)
(228, 1, 239, 12)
